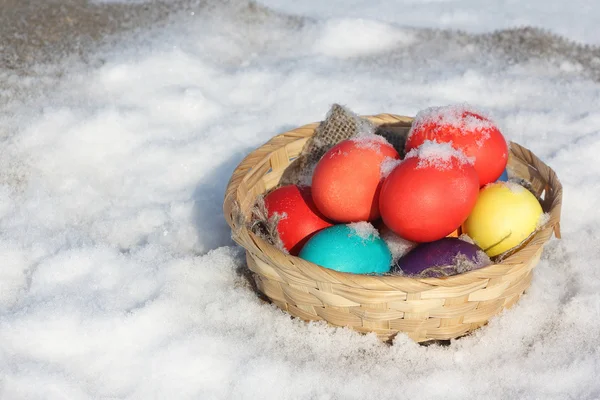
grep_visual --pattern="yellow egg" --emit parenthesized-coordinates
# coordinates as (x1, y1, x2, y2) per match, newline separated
(462, 182, 543, 257)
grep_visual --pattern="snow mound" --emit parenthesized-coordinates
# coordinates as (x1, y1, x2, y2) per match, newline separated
(405, 140, 474, 170)
(348, 221, 379, 239)
(350, 125, 393, 153)
(380, 156, 401, 178)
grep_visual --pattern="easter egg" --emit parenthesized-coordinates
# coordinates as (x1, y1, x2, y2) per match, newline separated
(264, 185, 333, 255)
(379, 141, 479, 242)
(311, 136, 400, 222)
(497, 168, 509, 182)
(298, 223, 392, 274)
(405, 105, 508, 186)
(394, 237, 490, 277)
(462, 182, 543, 257)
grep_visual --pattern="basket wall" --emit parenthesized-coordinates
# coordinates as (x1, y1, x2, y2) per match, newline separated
(223, 114, 562, 342)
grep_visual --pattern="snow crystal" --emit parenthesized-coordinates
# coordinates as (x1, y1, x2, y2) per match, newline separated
(380, 156, 401, 178)
(381, 228, 415, 261)
(475, 250, 493, 267)
(404, 140, 474, 170)
(350, 130, 392, 153)
(505, 133, 513, 150)
(354, 117, 378, 137)
(275, 211, 288, 221)
(408, 104, 498, 148)
(348, 221, 379, 240)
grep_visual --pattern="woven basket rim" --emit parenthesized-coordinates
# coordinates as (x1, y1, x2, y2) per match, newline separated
(223, 113, 563, 290)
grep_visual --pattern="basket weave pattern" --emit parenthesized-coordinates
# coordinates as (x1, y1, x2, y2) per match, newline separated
(223, 114, 563, 342)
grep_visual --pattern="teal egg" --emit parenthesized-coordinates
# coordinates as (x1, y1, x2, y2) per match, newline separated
(298, 224, 392, 274)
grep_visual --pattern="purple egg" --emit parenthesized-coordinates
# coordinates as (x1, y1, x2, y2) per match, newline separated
(394, 237, 489, 277)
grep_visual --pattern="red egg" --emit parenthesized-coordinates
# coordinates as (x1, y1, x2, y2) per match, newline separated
(405, 105, 508, 186)
(379, 142, 479, 242)
(311, 137, 400, 222)
(263, 185, 333, 255)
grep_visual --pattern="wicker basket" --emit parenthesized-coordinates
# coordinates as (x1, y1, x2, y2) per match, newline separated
(223, 114, 563, 343)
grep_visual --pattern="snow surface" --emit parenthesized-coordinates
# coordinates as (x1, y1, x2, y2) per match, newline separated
(255, 0, 600, 45)
(2, 0, 600, 399)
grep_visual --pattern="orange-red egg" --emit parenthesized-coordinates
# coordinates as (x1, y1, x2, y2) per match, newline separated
(311, 137, 400, 222)
(405, 105, 508, 186)
(263, 185, 333, 255)
(379, 144, 479, 242)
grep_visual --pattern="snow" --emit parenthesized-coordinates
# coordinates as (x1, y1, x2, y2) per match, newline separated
(408, 104, 499, 147)
(2, 0, 600, 398)
(380, 156, 402, 178)
(313, 18, 417, 59)
(380, 228, 415, 262)
(474, 250, 492, 268)
(254, 0, 600, 45)
(350, 134, 390, 152)
(405, 140, 475, 170)
(348, 221, 379, 240)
